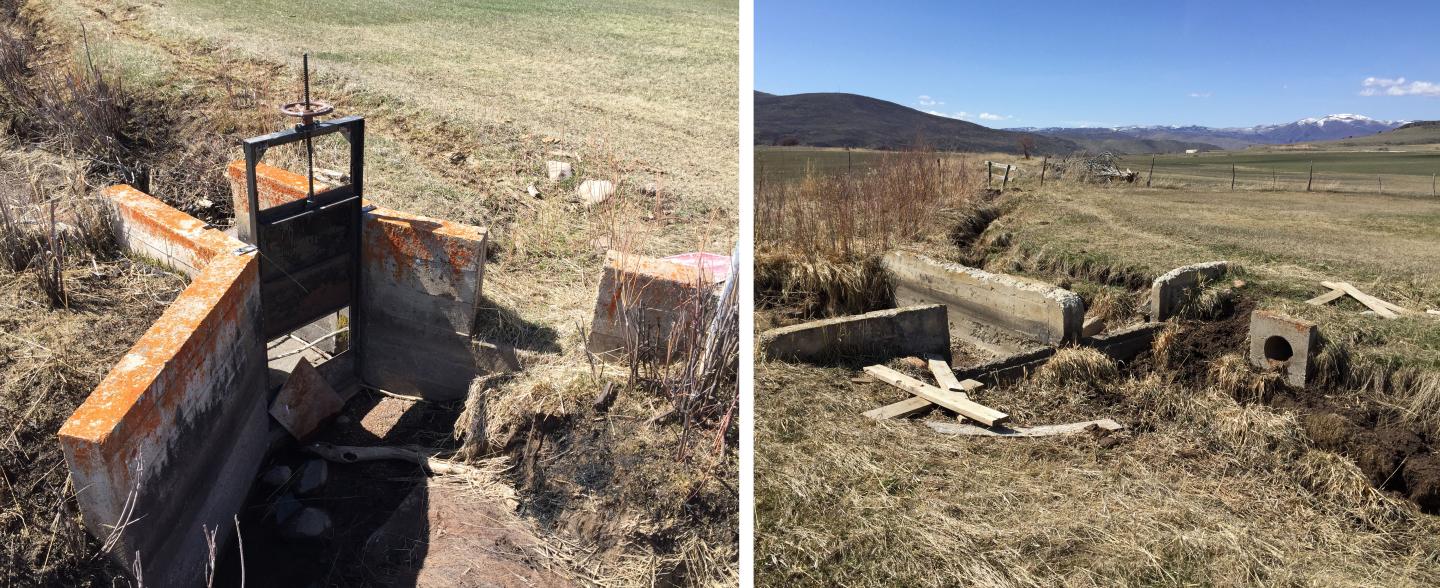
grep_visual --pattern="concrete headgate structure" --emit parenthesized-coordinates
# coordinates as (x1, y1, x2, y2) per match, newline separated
(57, 114, 494, 585)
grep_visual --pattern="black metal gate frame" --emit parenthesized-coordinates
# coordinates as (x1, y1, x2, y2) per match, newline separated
(242, 115, 365, 373)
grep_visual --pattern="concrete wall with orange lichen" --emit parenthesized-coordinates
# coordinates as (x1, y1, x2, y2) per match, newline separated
(226, 160, 494, 400)
(587, 250, 719, 360)
(359, 206, 489, 400)
(58, 186, 268, 587)
(226, 160, 327, 242)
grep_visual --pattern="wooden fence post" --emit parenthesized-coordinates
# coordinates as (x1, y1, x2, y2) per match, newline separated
(1001, 165, 1011, 193)
(1230, 164, 1235, 191)
(1378, 175, 1383, 195)
(1039, 156, 1048, 186)
(1146, 155, 1155, 187)
(1432, 172, 1436, 197)
(987, 161, 993, 188)
(1307, 162, 1313, 192)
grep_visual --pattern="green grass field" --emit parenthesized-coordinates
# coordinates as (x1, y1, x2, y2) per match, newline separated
(1119, 150, 1440, 196)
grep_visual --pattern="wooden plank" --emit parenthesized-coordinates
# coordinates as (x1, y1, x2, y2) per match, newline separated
(1304, 288, 1346, 306)
(1321, 281, 1407, 314)
(864, 375, 985, 421)
(927, 358, 964, 392)
(926, 418, 1123, 437)
(1321, 281, 1400, 319)
(863, 365, 1008, 426)
(862, 397, 933, 420)
(1335, 282, 1408, 314)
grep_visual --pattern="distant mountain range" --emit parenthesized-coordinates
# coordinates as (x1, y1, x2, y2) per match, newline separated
(1013, 114, 1409, 150)
(754, 91, 1079, 155)
(756, 90, 1415, 154)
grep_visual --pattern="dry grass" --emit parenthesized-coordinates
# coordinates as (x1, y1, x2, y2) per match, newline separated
(755, 357, 1440, 587)
(0, 161, 186, 586)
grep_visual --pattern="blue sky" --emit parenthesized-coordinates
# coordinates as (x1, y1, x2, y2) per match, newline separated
(756, 0, 1440, 128)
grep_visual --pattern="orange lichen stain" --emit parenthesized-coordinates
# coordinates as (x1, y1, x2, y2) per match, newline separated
(58, 223, 258, 484)
(597, 250, 714, 320)
(105, 185, 245, 267)
(226, 160, 332, 213)
(362, 207, 487, 284)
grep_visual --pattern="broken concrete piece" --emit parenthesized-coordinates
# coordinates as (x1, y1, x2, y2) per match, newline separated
(882, 250, 1083, 348)
(577, 179, 614, 206)
(586, 250, 719, 360)
(545, 160, 573, 180)
(759, 305, 950, 365)
(1085, 323, 1166, 362)
(1248, 310, 1318, 387)
(1150, 261, 1228, 321)
(1081, 316, 1106, 338)
(270, 357, 344, 440)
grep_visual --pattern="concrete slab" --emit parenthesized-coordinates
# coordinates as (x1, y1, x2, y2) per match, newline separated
(59, 186, 268, 587)
(1085, 323, 1166, 362)
(882, 251, 1083, 348)
(1150, 261, 1229, 321)
(1248, 310, 1318, 387)
(270, 358, 344, 440)
(587, 250, 721, 360)
(759, 304, 950, 364)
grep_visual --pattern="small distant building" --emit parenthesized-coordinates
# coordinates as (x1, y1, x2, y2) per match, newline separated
(1184, 149, 1199, 154)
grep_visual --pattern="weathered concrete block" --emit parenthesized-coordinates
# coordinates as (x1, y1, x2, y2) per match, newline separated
(881, 251, 1083, 348)
(1150, 261, 1229, 321)
(586, 250, 720, 360)
(955, 346, 1056, 386)
(105, 185, 240, 278)
(545, 160, 573, 180)
(1085, 322, 1166, 362)
(359, 206, 489, 400)
(59, 188, 267, 587)
(760, 304, 950, 365)
(1248, 310, 1318, 387)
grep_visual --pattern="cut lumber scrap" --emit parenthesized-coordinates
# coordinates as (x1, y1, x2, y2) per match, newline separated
(925, 418, 1123, 437)
(1320, 281, 1400, 319)
(863, 397, 934, 420)
(928, 358, 964, 392)
(863, 365, 1008, 426)
(863, 378, 984, 420)
(1305, 288, 1346, 306)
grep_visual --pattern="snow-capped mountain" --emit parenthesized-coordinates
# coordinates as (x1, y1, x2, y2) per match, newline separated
(1014, 115, 1409, 150)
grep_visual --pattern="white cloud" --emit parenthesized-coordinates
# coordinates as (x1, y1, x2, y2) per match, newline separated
(926, 110, 972, 120)
(1361, 76, 1440, 97)
(1188, 92, 1212, 98)
(918, 95, 944, 106)
(978, 112, 1010, 121)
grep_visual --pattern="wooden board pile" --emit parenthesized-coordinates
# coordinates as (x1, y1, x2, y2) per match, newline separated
(1306, 281, 1426, 319)
(861, 358, 1008, 426)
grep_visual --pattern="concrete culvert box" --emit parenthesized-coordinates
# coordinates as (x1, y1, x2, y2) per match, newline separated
(1247, 310, 1317, 387)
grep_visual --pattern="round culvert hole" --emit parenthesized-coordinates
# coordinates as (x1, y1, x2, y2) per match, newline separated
(1264, 336, 1294, 363)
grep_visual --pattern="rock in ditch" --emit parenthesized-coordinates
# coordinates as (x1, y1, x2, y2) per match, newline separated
(259, 464, 293, 488)
(546, 160, 573, 181)
(295, 459, 328, 497)
(577, 179, 614, 207)
(281, 507, 332, 540)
